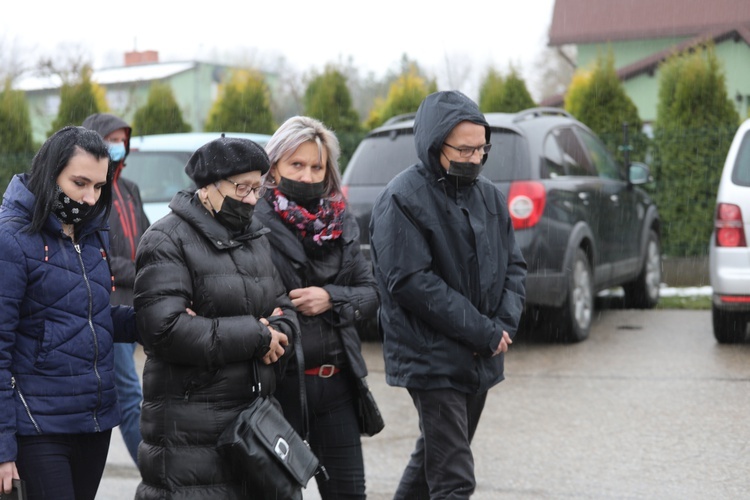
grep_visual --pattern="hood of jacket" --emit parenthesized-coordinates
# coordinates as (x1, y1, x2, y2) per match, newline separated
(82, 113, 132, 181)
(413, 90, 490, 179)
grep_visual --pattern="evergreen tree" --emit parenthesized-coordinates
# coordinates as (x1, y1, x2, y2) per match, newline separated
(304, 66, 363, 170)
(652, 44, 740, 257)
(478, 69, 505, 112)
(0, 81, 34, 153)
(498, 68, 536, 112)
(304, 66, 360, 133)
(365, 64, 436, 130)
(132, 83, 191, 136)
(204, 70, 274, 135)
(565, 51, 646, 165)
(48, 66, 107, 135)
(0, 80, 34, 192)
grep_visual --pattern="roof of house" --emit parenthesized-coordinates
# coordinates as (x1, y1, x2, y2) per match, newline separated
(15, 61, 197, 92)
(548, 0, 750, 45)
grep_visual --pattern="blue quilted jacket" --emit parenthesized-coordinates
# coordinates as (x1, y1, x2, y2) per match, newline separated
(0, 174, 137, 463)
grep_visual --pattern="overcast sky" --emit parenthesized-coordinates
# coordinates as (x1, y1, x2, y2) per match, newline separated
(2, 0, 557, 99)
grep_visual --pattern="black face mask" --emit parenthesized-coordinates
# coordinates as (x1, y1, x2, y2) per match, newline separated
(278, 177, 327, 204)
(52, 185, 95, 225)
(446, 160, 484, 186)
(214, 195, 255, 232)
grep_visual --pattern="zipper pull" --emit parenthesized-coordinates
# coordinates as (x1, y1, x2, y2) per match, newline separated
(74, 244, 81, 254)
(11, 376, 15, 389)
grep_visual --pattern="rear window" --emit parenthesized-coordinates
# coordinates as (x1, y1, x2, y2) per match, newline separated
(122, 151, 194, 203)
(345, 129, 529, 185)
(731, 129, 750, 187)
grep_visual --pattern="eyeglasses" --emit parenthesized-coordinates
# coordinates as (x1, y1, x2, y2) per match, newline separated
(443, 142, 492, 158)
(222, 179, 266, 198)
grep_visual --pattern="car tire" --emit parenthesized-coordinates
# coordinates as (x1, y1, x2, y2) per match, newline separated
(712, 306, 748, 344)
(546, 248, 593, 343)
(623, 229, 661, 309)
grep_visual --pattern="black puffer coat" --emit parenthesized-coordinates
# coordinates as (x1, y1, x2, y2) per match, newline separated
(133, 190, 298, 500)
(370, 90, 527, 395)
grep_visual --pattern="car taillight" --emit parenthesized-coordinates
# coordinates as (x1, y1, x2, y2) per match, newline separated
(715, 203, 746, 247)
(508, 181, 546, 230)
(341, 185, 349, 200)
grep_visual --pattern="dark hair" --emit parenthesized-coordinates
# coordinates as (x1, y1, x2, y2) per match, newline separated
(26, 126, 113, 234)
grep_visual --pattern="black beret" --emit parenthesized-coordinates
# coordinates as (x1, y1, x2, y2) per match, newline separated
(185, 137, 270, 188)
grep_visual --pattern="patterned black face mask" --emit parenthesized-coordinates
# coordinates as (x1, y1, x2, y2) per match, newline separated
(52, 185, 94, 225)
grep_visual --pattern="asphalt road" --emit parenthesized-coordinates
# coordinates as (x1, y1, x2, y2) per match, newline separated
(98, 309, 750, 499)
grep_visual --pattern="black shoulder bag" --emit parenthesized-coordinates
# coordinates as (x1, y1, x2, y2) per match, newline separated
(217, 323, 323, 499)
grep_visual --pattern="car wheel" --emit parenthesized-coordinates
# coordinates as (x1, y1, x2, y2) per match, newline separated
(623, 230, 661, 309)
(546, 248, 593, 343)
(712, 306, 748, 344)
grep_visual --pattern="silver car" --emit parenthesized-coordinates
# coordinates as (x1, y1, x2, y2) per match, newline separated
(709, 118, 750, 343)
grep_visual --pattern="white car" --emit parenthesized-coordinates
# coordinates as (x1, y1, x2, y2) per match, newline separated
(709, 118, 750, 343)
(124, 132, 272, 223)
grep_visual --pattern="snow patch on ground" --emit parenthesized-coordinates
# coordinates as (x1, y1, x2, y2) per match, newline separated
(599, 285, 712, 297)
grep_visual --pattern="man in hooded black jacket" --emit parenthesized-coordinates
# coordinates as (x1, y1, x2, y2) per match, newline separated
(83, 113, 150, 466)
(370, 90, 526, 499)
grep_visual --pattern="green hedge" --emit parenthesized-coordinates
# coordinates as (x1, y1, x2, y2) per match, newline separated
(0, 152, 33, 195)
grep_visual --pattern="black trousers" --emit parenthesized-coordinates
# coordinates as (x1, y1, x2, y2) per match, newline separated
(278, 371, 366, 499)
(16, 430, 112, 500)
(394, 388, 488, 500)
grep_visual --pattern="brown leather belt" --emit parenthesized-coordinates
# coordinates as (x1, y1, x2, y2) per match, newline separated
(304, 364, 340, 378)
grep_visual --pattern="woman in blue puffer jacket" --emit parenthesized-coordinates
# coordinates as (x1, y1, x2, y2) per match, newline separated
(0, 126, 137, 500)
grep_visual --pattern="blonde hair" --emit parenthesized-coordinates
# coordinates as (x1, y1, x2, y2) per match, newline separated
(264, 116, 342, 196)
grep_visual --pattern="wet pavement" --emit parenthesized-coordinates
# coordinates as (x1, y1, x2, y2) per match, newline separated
(98, 309, 750, 499)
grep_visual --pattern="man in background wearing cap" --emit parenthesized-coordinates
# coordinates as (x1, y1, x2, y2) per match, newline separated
(83, 113, 149, 467)
(133, 136, 299, 498)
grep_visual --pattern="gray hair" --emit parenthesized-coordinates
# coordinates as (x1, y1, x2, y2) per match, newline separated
(264, 116, 343, 196)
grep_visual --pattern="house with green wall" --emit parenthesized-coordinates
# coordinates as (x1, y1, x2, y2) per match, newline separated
(16, 51, 277, 144)
(543, 0, 750, 125)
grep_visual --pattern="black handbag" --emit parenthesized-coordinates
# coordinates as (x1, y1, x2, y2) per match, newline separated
(0, 479, 26, 500)
(218, 330, 322, 500)
(355, 377, 385, 437)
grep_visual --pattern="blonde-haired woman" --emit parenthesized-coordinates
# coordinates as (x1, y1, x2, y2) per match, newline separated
(256, 116, 379, 499)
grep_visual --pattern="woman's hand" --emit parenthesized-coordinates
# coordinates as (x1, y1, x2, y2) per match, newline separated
(0, 461, 19, 494)
(262, 326, 288, 365)
(289, 287, 331, 316)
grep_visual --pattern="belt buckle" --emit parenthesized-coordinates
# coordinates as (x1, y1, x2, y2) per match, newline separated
(318, 364, 336, 378)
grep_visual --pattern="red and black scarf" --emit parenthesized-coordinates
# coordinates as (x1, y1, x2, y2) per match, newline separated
(265, 188, 345, 254)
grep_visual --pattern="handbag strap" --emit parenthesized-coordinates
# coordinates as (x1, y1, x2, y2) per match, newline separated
(293, 322, 311, 441)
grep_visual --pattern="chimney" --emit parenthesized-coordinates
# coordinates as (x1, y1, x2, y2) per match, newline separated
(124, 50, 159, 66)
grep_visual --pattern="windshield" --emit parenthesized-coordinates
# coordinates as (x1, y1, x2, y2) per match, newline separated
(122, 151, 194, 203)
(345, 128, 529, 185)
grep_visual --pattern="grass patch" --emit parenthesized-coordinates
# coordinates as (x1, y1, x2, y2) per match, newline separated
(656, 294, 711, 310)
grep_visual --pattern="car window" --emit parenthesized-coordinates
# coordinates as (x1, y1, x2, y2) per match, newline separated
(552, 127, 596, 176)
(345, 128, 529, 185)
(345, 130, 418, 185)
(122, 151, 194, 203)
(483, 130, 529, 182)
(542, 133, 566, 178)
(731, 130, 750, 186)
(578, 129, 621, 180)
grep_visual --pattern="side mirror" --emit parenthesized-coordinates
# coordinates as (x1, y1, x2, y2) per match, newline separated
(628, 162, 652, 185)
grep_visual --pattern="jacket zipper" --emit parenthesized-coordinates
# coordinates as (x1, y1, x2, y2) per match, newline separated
(75, 243, 102, 432)
(11, 376, 42, 434)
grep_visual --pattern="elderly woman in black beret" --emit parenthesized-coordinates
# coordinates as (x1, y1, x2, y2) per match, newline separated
(133, 136, 299, 499)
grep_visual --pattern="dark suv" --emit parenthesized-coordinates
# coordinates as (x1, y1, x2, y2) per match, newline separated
(342, 108, 661, 342)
